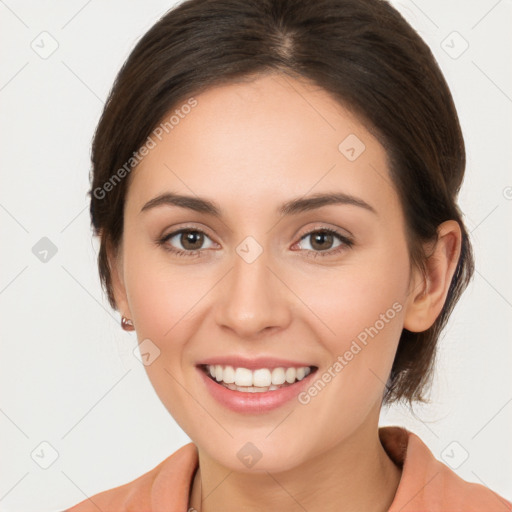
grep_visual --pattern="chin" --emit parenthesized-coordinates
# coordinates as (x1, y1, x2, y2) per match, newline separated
(194, 431, 321, 474)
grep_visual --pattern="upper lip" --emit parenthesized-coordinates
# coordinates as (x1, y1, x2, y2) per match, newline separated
(197, 356, 316, 370)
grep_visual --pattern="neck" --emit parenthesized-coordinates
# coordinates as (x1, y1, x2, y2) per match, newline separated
(189, 419, 402, 512)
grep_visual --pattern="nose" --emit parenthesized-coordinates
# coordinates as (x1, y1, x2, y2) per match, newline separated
(214, 244, 292, 339)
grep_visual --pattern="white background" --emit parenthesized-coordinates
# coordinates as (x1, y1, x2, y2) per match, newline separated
(0, 1, 511, 510)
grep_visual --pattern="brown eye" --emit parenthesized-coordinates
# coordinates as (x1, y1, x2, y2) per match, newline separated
(158, 228, 216, 257)
(309, 231, 335, 251)
(295, 228, 354, 259)
(180, 230, 205, 250)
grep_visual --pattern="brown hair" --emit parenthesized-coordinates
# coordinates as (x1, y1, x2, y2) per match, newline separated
(89, 0, 474, 406)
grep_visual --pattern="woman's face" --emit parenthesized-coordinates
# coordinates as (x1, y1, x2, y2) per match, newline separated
(113, 72, 418, 472)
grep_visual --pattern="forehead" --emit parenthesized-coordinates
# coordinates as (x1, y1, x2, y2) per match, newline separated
(126, 73, 399, 221)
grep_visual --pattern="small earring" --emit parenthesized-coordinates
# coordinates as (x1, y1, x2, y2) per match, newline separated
(121, 316, 134, 331)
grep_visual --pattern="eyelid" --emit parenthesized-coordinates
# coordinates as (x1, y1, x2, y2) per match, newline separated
(296, 222, 354, 241)
(160, 222, 216, 240)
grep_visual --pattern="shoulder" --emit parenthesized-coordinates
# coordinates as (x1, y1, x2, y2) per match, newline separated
(380, 426, 512, 512)
(63, 442, 198, 512)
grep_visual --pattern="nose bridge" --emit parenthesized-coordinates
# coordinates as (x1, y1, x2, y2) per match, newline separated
(214, 234, 291, 337)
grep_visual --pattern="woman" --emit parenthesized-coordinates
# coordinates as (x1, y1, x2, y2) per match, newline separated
(65, 0, 511, 510)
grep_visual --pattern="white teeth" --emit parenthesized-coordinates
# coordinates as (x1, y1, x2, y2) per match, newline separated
(234, 367, 253, 387)
(271, 367, 286, 385)
(204, 364, 313, 389)
(224, 382, 286, 392)
(253, 368, 272, 387)
(285, 367, 296, 383)
(222, 365, 235, 384)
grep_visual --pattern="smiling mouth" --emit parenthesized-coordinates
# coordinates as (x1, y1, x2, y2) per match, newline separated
(199, 364, 318, 393)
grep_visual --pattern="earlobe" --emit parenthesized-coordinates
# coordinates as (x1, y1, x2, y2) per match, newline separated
(403, 220, 462, 333)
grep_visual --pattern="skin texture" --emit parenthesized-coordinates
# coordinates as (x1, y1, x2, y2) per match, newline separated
(108, 72, 462, 512)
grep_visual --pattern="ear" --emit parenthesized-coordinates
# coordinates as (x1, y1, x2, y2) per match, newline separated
(106, 237, 132, 319)
(403, 220, 462, 332)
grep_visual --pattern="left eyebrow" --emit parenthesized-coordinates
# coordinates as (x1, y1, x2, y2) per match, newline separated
(139, 191, 377, 217)
(278, 192, 377, 216)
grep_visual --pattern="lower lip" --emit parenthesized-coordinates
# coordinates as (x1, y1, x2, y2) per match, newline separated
(197, 366, 317, 414)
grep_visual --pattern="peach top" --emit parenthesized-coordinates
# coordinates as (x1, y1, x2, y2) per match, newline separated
(65, 426, 511, 512)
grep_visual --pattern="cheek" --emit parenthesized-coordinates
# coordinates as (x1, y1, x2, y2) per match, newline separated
(298, 246, 408, 346)
(127, 272, 181, 341)
(123, 236, 205, 341)
(122, 247, 203, 421)
(295, 244, 409, 403)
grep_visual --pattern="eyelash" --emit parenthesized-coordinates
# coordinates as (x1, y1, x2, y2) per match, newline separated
(156, 226, 354, 260)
